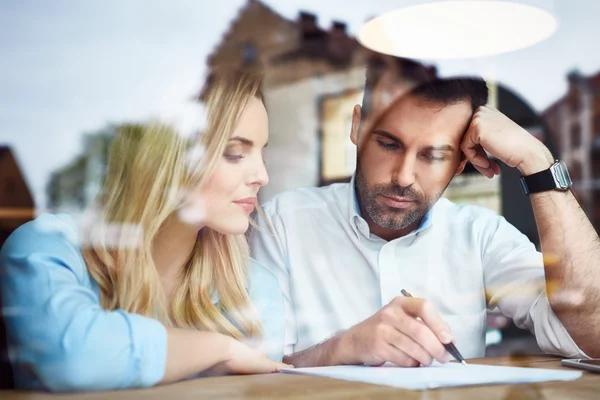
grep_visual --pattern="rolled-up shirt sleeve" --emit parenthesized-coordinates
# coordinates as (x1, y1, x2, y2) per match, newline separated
(0, 216, 167, 392)
(481, 212, 589, 359)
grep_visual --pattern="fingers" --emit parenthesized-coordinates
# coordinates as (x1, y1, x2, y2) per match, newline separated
(463, 141, 489, 169)
(371, 321, 433, 366)
(262, 356, 294, 373)
(380, 343, 420, 368)
(461, 108, 502, 179)
(272, 360, 295, 372)
(385, 327, 438, 366)
(229, 342, 295, 374)
(491, 160, 501, 175)
(348, 298, 455, 368)
(397, 317, 448, 364)
(390, 298, 452, 359)
(461, 137, 499, 178)
(474, 161, 499, 179)
(378, 300, 451, 364)
(394, 298, 449, 338)
(250, 357, 294, 374)
(473, 156, 500, 178)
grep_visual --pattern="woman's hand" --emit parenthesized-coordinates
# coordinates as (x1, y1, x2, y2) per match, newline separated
(161, 329, 292, 384)
(209, 336, 293, 375)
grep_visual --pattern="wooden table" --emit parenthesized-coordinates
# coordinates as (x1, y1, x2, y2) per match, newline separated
(2, 355, 598, 399)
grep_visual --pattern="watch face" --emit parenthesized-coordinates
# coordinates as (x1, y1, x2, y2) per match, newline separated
(552, 161, 573, 190)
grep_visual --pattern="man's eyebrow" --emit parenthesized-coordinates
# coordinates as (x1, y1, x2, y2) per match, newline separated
(422, 144, 456, 152)
(373, 130, 455, 152)
(373, 130, 402, 143)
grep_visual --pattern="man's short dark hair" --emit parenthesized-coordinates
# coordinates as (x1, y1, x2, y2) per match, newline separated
(410, 77, 489, 112)
(361, 55, 489, 118)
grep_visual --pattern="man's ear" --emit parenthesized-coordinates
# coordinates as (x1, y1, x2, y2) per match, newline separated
(350, 104, 362, 145)
(455, 153, 468, 175)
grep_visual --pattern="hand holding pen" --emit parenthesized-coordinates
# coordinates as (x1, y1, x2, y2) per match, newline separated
(401, 289, 467, 365)
(331, 290, 465, 367)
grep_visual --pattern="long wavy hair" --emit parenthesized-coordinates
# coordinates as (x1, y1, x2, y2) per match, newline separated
(82, 67, 265, 339)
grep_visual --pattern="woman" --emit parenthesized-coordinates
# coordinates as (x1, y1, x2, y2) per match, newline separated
(0, 68, 290, 392)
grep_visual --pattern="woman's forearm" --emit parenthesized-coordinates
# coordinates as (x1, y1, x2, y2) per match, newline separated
(159, 328, 233, 384)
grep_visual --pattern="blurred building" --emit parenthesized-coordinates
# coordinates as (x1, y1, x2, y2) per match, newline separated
(0, 146, 33, 388)
(544, 70, 600, 229)
(0, 146, 35, 248)
(46, 126, 114, 212)
(202, 0, 373, 202)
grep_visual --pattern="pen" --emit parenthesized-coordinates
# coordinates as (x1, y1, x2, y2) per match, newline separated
(400, 289, 467, 366)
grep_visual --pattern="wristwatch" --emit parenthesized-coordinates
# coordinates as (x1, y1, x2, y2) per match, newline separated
(519, 160, 572, 195)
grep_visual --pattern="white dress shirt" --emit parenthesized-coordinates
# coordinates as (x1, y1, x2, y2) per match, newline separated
(250, 177, 587, 359)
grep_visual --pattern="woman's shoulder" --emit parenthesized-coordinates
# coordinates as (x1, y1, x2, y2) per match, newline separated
(3, 213, 79, 249)
(0, 213, 86, 277)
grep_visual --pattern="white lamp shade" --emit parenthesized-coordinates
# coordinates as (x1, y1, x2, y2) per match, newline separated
(358, 0, 558, 60)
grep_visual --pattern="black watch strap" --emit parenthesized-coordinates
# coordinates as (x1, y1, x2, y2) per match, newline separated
(519, 169, 555, 195)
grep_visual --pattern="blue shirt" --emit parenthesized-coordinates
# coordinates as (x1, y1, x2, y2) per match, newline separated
(0, 214, 284, 392)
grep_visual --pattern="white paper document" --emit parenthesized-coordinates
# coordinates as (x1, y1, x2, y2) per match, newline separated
(281, 362, 582, 390)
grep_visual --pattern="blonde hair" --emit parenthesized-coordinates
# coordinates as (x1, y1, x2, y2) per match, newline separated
(83, 67, 265, 339)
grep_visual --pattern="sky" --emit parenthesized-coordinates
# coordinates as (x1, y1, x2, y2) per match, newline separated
(1, 0, 600, 209)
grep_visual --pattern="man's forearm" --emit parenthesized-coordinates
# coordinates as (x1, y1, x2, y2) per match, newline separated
(283, 334, 346, 368)
(523, 153, 600, 356)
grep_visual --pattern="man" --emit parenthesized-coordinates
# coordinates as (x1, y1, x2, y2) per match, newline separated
(250, 56, 600, 368)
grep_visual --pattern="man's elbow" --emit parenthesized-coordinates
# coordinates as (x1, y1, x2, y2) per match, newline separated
(577, 342, 600, 359)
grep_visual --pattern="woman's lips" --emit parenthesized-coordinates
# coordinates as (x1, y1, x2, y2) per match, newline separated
(233, 198, 256, 214)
